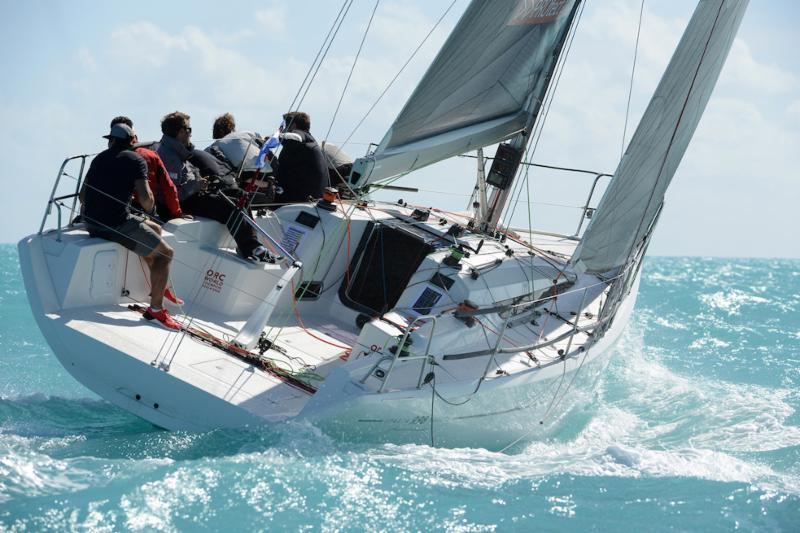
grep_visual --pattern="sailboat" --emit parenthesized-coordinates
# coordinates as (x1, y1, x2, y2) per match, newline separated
(17, 0, 748, 449)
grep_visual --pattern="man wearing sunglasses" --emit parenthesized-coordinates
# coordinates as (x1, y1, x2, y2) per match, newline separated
(154, 111, 269, 262)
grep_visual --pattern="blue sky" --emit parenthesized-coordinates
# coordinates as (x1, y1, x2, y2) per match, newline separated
(1, 0, 797, 257)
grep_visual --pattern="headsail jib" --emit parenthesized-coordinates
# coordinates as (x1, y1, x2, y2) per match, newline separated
(572, 0, 749, 274)
(349, 0, 581, 189)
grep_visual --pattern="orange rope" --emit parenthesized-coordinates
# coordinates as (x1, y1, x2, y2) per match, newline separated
(290, 279, 352, 350)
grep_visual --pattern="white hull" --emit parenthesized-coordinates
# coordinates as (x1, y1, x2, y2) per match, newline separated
(19, 211, 638, 449)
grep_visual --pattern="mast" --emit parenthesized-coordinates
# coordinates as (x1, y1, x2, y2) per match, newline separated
(481, 1, 585, 231)
(470, 148, 489, 222)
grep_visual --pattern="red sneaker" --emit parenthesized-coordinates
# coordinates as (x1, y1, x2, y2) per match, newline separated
(145, 307, 183, 331)
(164, 287, 184, 305)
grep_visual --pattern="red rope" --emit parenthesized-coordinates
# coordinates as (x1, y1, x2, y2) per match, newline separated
(290, 280, 352, 350)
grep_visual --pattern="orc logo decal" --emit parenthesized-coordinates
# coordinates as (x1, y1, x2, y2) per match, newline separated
(202, 269, 226, 293)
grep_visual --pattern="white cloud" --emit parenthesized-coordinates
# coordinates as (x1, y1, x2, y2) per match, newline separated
(76, 47, 97, 71)
(255, 5, 287, 37)
(722, 39, 797, 94)
(371, 1, 451, 56)
(787, 100, 800, 120)
(108, 22, 189, 68)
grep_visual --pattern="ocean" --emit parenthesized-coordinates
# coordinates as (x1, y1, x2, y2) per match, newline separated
(1, 244, 798, 531)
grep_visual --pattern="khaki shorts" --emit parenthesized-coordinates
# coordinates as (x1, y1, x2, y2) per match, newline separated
(88, 214, 161, 257)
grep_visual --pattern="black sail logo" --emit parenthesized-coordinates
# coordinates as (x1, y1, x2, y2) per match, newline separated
(508, 0, 570, 25)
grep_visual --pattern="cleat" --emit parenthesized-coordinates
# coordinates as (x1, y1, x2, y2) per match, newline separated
(144, 307, 182, 331)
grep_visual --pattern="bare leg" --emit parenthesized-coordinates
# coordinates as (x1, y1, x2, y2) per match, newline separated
(141, 221, 167, 296)
(145, 220, 163, 236)
(145, 240, 173, 309)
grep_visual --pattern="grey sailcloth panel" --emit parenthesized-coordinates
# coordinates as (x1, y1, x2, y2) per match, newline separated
(571, 0, 748, 274)
(350, 0, 579, 187)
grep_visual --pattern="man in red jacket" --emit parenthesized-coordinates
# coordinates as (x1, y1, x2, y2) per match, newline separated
(109, 116, 186, 222)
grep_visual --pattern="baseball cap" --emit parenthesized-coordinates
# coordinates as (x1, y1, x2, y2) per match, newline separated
(103, 123, 135, 140)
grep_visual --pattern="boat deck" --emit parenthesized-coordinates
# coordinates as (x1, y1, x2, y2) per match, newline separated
(52, 298, 355, 422)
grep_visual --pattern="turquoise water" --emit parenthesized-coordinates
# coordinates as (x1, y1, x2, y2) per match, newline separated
(2, 244, 799, 531)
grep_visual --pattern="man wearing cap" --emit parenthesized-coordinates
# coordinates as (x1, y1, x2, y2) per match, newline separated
(80, 123, 182, 330)
(108, 115, 185, 224)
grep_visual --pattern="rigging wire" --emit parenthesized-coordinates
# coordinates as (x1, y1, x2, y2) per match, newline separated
(288, 0, 353, 112)
(324, 0, 381, 143)
(495, 0, 586, 295)
(296, 0, 356, 112)
(339, 0, 460, 153)
(502, 0, 587, 230)
(621, 0, 646, 159)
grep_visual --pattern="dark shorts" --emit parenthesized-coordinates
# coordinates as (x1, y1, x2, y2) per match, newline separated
(87, 214, 162, 257)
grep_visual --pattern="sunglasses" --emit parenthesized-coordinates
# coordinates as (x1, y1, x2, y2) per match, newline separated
(183, 126, 192, 134)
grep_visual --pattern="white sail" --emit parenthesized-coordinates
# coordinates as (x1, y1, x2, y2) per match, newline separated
(572, 0, 749, 274)
(349, 0, 580, 188)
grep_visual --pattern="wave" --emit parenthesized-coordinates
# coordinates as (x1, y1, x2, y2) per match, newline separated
(2, 254, 799, 528)
(0, 394, 148, 438)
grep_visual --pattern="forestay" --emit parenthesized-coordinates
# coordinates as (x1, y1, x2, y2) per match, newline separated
(572, 0, 749, 274)
(349, 0, 580, 188)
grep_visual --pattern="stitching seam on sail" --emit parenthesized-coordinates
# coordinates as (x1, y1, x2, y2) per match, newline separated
(623, 0, 727, 267)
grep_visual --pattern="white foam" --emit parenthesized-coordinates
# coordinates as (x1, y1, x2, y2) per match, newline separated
(0, 435, 94, 503)
(120, 467, 220, 531)
(360, 329, 800, 495)
(653, 316, 689, 330)
(699, 289, 769, 316)
(688, 336, 730, 349)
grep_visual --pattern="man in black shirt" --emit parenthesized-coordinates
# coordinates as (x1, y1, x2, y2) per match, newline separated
(80, 123, 181, 330)
(272, 111, 328, 204)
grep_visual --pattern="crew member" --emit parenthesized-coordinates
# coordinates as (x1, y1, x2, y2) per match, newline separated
(154, 111, 270, 262)
(80, 123, 181, 330)
(108, 115, 185, 223)
(272, 111, 328, 203)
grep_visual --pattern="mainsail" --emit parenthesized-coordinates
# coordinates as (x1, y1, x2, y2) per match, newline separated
(349, 0, 581, 188)
(572, 0, 749, 274)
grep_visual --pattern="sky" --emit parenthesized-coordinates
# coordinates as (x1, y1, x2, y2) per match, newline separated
(1, 0, 797, 258)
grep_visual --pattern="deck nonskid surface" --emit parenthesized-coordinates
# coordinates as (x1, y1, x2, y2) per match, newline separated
(56, 301, 355, 420)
